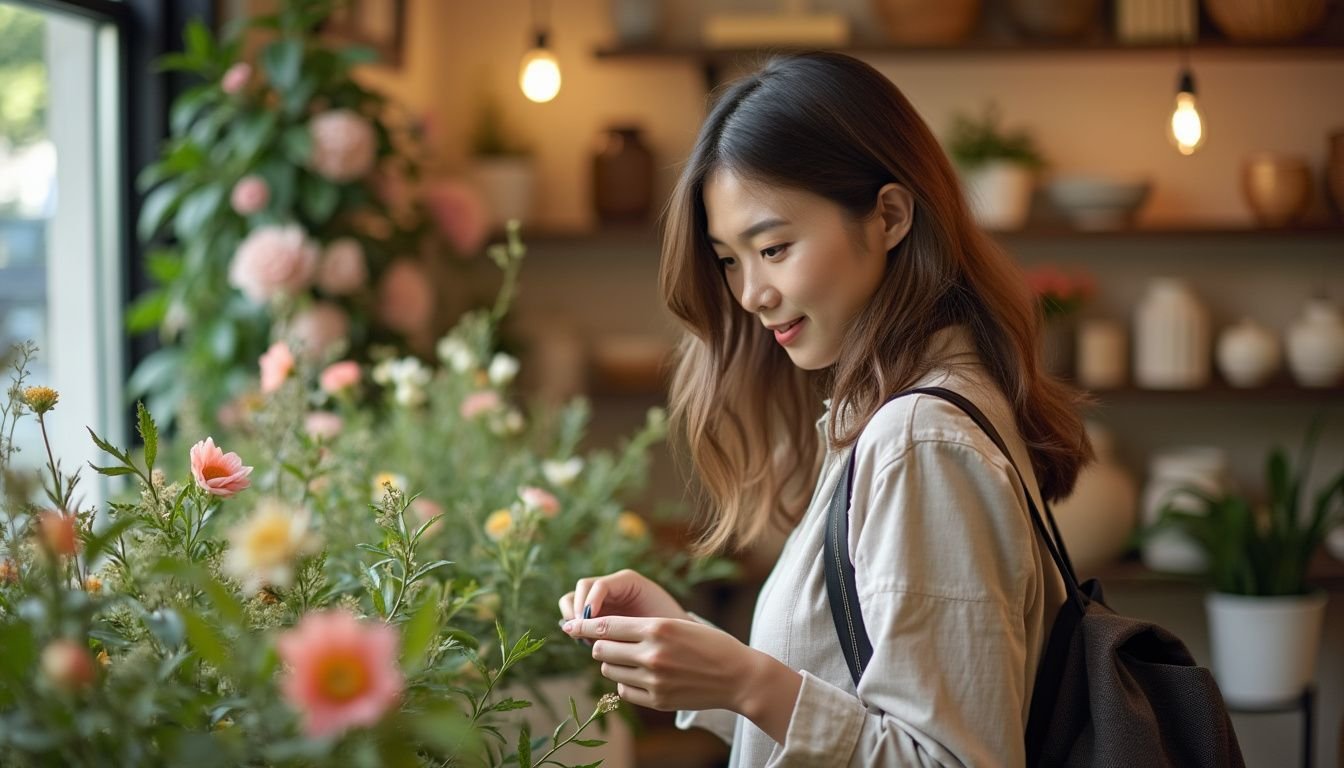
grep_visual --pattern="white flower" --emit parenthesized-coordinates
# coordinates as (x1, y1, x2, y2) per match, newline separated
(488, 353, 520, 386)
(222, 499, 321, 594)
(542, 457, 584, 488)
(436, 337, 476, 373)
(489, 408, 525, 437)
(394, 382, 426, 408)
(388, 357, 431, 387)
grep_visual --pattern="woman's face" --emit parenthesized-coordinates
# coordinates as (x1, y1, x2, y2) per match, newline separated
(704, 170, 895, 370)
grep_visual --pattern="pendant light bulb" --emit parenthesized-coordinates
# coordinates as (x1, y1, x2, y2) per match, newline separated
(520, 31, 561, 103)
(1167, 69, 1205, 156)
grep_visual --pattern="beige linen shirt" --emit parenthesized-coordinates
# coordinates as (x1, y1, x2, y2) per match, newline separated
(677, 326, 1067, 767)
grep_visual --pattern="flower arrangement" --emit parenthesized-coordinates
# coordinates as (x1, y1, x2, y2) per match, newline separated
(129, 0, 490, 430)
(1025, 264, 1096, 320)
(0, 341, 621, 766)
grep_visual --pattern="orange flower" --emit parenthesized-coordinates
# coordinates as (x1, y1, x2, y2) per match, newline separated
(277, 610, 403, 738)
(38, 511, 79, 557)
(190, 437, 254, 498)
(40, 639, 95, 691)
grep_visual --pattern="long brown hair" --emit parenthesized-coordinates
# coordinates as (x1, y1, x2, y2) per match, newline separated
(659, 52, 1092, 555)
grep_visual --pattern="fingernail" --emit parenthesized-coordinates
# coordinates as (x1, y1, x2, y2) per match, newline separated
(562, 620, 574, 632)
(582, 604, 592, 620)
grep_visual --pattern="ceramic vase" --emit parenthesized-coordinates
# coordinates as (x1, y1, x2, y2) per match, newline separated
(471, 156, 535, 229)
(1051, 422, 1137, 576)
(1140, 447, 1228, 573)
(1242, 153, 1312, 227)
(593, 125, 654, 223)
(1285, 298, 1344, 387)
(1076, 318, 1127, 389)
(1215, 318, 1280, 387)
(1009, 0, 1100, 39)
(1133, 278, 1210, 389)
(871, 0, 981, 44)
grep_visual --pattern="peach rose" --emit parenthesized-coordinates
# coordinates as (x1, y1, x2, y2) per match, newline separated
(423, 179, 489, 256)
(317, 238, 367, 296)
(288, 303, 349, 361)
(259, 341, 295, 393)
(460, 390, 501, 420)
(308, 109, 377, 183)
(38, 511, 79, 557)
(304, 412, 344, 441)
(229, 224, 319, 303)
(221, 62, 251, 95)
(189, 437, 254, 498)
(320, 360, 361, 394)
(41, 639, 96, 692)
(376, 259, 434, 335)
(230, 175, 270, 215)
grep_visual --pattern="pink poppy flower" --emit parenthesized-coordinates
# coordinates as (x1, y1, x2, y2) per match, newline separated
(230, 175, 270, 215)
(277, 610, 403, 739)
(288, 303, 350, 362)
(259, 341, 295, 393)
(518, 486, 560, 518)
(189, 436, 254, 498)
(423, 179, 489, 256)
(221, 62, 251, 95)
(320, 360, 361, 394)
(376, 259, 434, 335)
(459, 390, 501, 420)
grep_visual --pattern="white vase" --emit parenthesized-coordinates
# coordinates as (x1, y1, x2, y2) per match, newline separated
(1285, 298, 1344, 387)
(1076, 318, 1127, 389)
(499, 674, 634, 768)
(1051, 422, 1137, 577)
(1215, 317, 1281, 387)
(960, 161, 1034, 231)
(471, 156, 535, 229)
(1206, 591, 1328, 707)
(1133, 278, 1210, 389)
(1140, 447, 1228, 573)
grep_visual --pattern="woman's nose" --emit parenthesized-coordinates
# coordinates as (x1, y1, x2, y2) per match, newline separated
(738, 270, 779, 315)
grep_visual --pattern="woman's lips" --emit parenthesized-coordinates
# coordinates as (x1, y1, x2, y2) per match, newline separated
(774, 317, 805, 346)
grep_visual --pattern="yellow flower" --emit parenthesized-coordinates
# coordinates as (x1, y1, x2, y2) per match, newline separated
(484, 509, 514, 541)
(222, 498, 321, 594)
(617, 511, 648, 540)
(370, 472, 408, 503)
(96, 649, 110, 669)
(22, 386, 59, 414)
(84, 576, 103, 594)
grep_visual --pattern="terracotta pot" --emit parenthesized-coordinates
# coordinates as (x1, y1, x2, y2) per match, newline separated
(871, 0, 980, 44)
(1241, 153, 1311, 227)
(1202, 0, 1328, 41)
(1009, 0, 1100, 40)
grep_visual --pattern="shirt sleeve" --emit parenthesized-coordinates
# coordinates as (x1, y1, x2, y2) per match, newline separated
(675, 612, 739, 746)
(766, 437, 1037, 768)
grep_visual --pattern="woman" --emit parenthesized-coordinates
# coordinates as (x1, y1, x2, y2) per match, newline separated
(558, 51, 1091, 766)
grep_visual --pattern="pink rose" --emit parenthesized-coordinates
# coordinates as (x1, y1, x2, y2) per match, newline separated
(230, 175, 270, 215)
(189, 436, 254, 498)
(309, 109, 377, 183)
(377, 259, 434, 335)
(288, 303, 349, 361)
(518, 486, 560, 518)
(423, 179, 489, 256)
(259, 341, 295, 393)
(460, 390, 501, 420)
(304, 411, 344, 441)
(221, 62, 252, 95)
(229, 224, 319, 303)
(317, 238, 368, 296)
(320, 360, 361, 394)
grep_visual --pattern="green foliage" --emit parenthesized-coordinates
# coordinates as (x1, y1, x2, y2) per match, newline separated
(0, 5, 47, 148)
(1149, 422, 1344, 596)
(945, 104, 1045, 171)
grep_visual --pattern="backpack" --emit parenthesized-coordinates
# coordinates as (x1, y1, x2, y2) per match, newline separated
(822, 386, 1244, 767)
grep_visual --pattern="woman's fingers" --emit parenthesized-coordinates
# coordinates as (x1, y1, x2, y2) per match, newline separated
(557, 591, 576, 621)
(571, 577, 595, 620)
(600, 661, 649, 689)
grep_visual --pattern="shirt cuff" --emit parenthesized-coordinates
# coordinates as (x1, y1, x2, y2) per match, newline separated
(766, 670, 864, 767)
(676, 707, 737, 746)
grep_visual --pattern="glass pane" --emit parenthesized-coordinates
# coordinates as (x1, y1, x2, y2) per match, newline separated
(0, 3, 123, 499)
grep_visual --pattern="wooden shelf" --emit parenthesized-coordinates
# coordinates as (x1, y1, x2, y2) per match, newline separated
(1084, 380, 1344, 404)
(1092, 553, 1344, 591)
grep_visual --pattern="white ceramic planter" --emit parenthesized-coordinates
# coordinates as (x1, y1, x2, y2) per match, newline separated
(1140, 447, 1228, 574)
(1205, 591, 1328, 707)
(961, 161, 1034, 231)
(1285, 299, 1344, 387)
(471, 156, 535, 229)
(1133, 277, 1210, 389)
(1216, 318, 1281, 388)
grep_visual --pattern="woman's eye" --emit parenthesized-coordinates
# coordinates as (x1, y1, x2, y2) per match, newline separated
(760, 244, 789, 259)
(718, 256, 737, 268)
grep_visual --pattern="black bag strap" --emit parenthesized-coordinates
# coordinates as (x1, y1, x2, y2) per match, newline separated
(824, 386, 1086, 687)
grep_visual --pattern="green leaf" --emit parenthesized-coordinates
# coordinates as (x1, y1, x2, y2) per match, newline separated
(184, 21, 214, 61)
(139, 181, 183, 241)
(91, 464, 138, 477)
(263, 38, 303, 91)
(233, 110, 279, 159)
(0, 622, 36, 680)
(488, 698, 532, 713)
(517, 721, 532, 768)
(280, 125, 312, 166)
(173, 183, 227, 242)
(86, 426, 130, 465)
(209, 320, 238, 362)
(125, 290, 169, 333)
(84, 515, 138, 565)
(337, 45, 379, 66)
(137, 401, 158, 474)
(170, 85, 217, 135)
(300, 174, 340, 222)
(146, 249, 184, 283)
(401, 595, 439, 670)
(127, 348, 184, 399)
(571, 738, 607, 747)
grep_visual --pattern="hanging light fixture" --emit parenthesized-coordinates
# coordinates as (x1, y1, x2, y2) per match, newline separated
(1167, 49, 1206, 156)
(519, 0, 561, 103)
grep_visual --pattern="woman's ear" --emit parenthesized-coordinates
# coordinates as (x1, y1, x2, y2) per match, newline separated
(874, 183, 914, 252)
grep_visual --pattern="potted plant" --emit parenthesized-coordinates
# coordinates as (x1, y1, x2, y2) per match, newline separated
(1150, 422, 1344, 706)
(1025, 264, 1094, 379)
(470, 97, 534, 229)
(946, 104, 1045, 231)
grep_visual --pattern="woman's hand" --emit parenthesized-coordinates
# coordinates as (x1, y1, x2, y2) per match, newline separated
(561, 615, 802, 742)
(558, 569, 688, 623)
